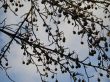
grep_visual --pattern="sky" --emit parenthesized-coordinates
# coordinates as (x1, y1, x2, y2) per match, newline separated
(0, 1, 110, 82)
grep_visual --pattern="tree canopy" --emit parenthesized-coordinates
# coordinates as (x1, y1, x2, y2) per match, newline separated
(0, 0, 110, 82)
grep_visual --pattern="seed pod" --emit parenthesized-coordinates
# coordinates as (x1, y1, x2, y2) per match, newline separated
(106, 74, 109, 78)
(82, 79, 85, 82)
(63, 37, 66, 42)
(56, 79, 58, 82)
(98, 55, 101, 60)
(105, 42, 108, 47)
(100, 73, 103, 77)
(10, 0, 13, 2)
(5, 63, 8, 66)
(22, 61, 25, 64)
(55, 68, 57, 71)
(15, 8, 18, 12)
(51, 75, 54, 79)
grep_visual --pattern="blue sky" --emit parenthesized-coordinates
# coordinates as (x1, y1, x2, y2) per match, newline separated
(0, 1, 110, 82)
